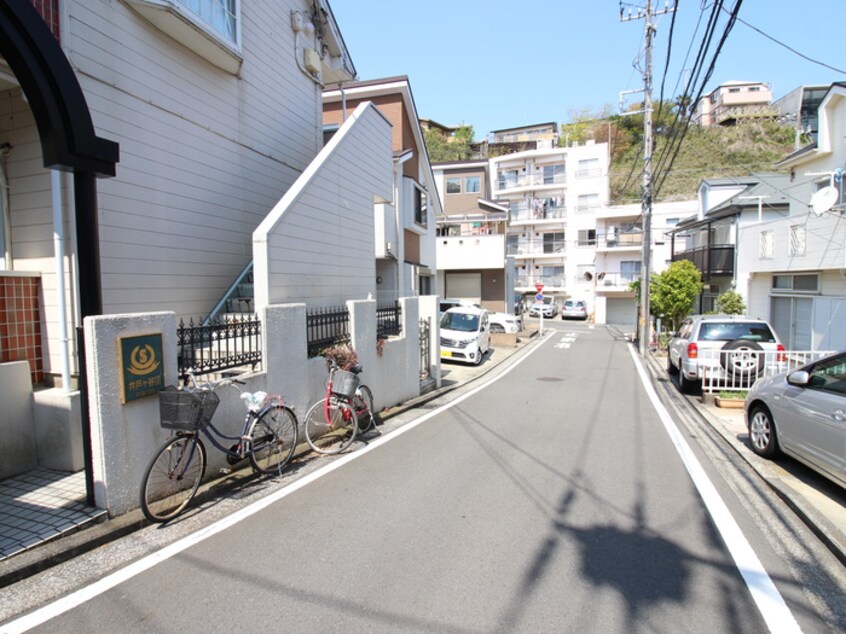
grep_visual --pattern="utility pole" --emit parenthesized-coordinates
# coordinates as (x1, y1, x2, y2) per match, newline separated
(621, 0, 674, 356)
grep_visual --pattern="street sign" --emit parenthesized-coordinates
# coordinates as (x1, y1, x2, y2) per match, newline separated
(535, 283, 544, 293)
(535, 293, 543, 301)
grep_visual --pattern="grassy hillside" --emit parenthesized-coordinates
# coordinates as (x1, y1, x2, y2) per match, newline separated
(609, 120, 797, 203)
(561, 109, 799, 203)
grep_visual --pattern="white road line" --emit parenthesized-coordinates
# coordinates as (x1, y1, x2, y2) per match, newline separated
(2, 335, 551, 634)
(628, 346, 802, 634)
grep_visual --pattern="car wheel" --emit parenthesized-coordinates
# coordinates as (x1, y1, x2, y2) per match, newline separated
(667, 354, 679, 376)
(748, 405, 780, 458)
(721, 339, 763, 378)
(490, 324, 505, 333)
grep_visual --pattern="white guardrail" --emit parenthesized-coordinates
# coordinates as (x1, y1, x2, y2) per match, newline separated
(700, 349, 836, 394)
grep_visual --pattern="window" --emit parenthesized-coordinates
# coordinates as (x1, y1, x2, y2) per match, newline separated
(446, 178, 461, 195)
(577, 158, 600, 178)
(789, 225, 806, 256)
(772, 273, 819, 293)
(729, 87, 741, 93)
(465, 176, 481, 193)
(577, 229, 596, 246)
(665, 217, 680, 227)
(759, 230, 773, 259)
(807, 354, 846, 396)
(414, 187, 428, 226)
(177, 0, 237, 43)
(620, 260, 641, 282)
(125, 0, 241, 72)
(542, 163, 565, 184)
(498, 170, 519, 189)
(577, 194, 599, 210)
(543, 232, 565, 253)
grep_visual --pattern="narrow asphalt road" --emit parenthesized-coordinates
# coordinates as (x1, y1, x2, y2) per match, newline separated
(3, 322, 843, 633)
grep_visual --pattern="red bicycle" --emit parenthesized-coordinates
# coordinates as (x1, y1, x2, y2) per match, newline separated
(303, 360, 379, 454)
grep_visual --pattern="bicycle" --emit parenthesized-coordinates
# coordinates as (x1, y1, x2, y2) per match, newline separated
(140, 376, 298, 523)
(303, 361, 380, 454)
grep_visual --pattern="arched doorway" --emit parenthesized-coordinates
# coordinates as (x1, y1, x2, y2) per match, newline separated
(0, 0, 119, 503)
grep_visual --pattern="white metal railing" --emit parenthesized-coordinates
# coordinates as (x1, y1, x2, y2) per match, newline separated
(700, 349, 835, 394)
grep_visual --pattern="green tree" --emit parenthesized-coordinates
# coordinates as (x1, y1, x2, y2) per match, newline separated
(714, 289, 745, 315)
(423, 124, 475, 162)
(649, 260, 704, 331)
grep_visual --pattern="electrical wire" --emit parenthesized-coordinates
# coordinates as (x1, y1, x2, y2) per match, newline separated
(727, 10, 846, 75)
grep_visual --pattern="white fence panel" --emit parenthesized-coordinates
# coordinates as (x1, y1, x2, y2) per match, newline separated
(700, 349, 836, 393)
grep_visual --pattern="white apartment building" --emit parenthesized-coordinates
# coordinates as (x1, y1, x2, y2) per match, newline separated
(489, 141, 609, 311)
(594, 200, 696, 328)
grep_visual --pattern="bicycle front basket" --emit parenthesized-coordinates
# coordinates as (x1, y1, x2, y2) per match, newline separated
(159, 386, 220, 431)
(330, 369, 359, 400)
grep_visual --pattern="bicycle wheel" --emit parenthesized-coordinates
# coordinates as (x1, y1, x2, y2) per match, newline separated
(304, 397, 356, 454)
(354, 384, 380, 434)
(141, 434, 206, 523)
(249, 405, 298, 475)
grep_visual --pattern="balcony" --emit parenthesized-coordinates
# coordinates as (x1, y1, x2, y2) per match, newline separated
(595, 231, 643, 252)
(672, 244, 734, 277)
(507, 242, 566, 259)
(515, 276, 566, 291)
(496, 173, 566, 193)
(510, 206, 567, 224)
(594, 272, 639, 293)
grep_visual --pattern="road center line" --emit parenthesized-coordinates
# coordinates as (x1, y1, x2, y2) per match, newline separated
(2, 334, 551, 633)
(627, 345, 802, 634)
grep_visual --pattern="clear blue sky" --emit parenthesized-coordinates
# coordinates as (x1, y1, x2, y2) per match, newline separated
(329, 1, 846, 141)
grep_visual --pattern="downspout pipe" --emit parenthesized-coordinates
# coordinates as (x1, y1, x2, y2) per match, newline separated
(52, 169, 71, 391)
(0, 142, 12, 270)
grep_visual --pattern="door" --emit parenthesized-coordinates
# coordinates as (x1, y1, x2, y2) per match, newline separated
(777, 354, 846, 484)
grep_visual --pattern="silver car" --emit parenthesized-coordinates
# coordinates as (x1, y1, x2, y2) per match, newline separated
(745, 351, 846, 489)
(667, 315, 784, 394)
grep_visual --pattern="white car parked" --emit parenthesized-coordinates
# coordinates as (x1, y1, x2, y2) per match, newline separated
(439, 306, 491, 365)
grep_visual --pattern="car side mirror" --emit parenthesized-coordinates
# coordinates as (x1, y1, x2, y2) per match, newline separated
(787, 370, 810, 387)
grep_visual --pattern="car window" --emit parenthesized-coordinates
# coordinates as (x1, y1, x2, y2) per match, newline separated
(440, 312, 480, 332)
(698, 322, 776, 343)
(807, 355, 846, 396)
(564, 301, 574, 308)
(679, 322, 692, 340)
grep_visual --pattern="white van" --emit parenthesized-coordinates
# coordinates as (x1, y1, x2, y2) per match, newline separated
(439, 306, 491, 365)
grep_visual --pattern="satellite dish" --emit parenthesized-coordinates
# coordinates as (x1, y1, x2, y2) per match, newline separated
(810, 186, 838, 216)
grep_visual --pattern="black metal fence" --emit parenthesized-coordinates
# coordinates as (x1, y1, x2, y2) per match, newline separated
(306, 306, 351, 357)
(178, 314, 261, 378)
(377, 301, 402, 338)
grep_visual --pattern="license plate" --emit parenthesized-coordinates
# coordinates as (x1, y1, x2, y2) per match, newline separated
(440, 350, 452, 358)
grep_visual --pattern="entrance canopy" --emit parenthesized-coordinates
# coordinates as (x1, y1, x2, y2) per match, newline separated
(0, 0, 118, 176)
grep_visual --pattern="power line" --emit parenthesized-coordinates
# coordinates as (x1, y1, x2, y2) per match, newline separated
(727, 10, 846, 75)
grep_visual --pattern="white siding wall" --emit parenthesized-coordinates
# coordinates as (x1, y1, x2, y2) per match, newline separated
(68, 0, 325, 316)
(2, 0, 332, 378)
(253, 102, 393, 309)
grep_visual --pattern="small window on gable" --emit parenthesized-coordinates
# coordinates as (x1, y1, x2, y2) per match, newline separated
(465, 176, 481, 193)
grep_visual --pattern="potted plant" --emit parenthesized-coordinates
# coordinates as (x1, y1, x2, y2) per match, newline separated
(715, 390, 747, 408)
(321, 343, 358, 371)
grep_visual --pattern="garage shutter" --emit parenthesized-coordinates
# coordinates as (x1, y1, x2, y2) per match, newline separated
(445, 273, 481, 302)
(606, 298, 636, 326)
